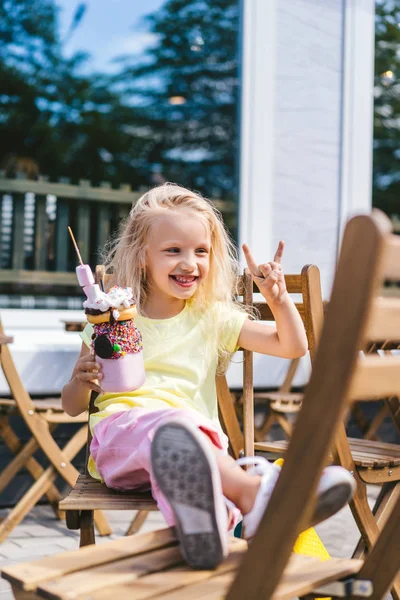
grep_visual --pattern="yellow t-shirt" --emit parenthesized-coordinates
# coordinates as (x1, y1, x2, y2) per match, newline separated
(82, 302, 247, 434)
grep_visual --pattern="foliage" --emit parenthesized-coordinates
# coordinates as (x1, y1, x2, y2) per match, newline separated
(373, 0, 400, 217)
(0, 0, 240, 201)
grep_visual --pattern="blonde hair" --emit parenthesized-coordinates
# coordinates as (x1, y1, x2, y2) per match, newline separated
(104, 183, 246, 370)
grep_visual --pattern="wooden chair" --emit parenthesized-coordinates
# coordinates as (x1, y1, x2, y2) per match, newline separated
(250, 302, 400, 593)
(3, 211, 400, 600)
(234, 267, 323, 443)
(217, 239, 400, 599)
(60, 264, 323, 545)
(217, 264, 324, 460)
(252, 357, 303, 440)
(0, 319, 110, 543)
(350, 339, 400, 441)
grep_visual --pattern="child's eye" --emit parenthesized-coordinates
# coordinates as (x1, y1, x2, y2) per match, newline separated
(165, 247, 180, 253)
(196, 248, 208, 254)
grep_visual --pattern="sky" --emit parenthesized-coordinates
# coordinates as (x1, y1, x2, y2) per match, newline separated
(56, 0, 165, 73)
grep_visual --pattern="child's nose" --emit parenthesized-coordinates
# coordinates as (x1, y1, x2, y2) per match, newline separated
(180, 254, 196, 270)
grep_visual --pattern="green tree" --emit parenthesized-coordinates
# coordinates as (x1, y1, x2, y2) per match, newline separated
(114, 0, 241, 199)
(0, 0, 147, 186)
(0, 0, 241, 199)
(373, 0, 400, 218)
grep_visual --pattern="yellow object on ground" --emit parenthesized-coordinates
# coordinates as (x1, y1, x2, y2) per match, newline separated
(274, 458, 331, 600)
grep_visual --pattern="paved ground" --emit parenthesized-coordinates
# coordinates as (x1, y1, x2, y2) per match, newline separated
(0, 484, 392, 600)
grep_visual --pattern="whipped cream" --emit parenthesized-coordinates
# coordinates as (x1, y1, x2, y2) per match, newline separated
(83, 285, 134, 313)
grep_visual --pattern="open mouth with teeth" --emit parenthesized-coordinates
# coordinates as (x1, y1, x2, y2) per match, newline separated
(170, 275, 198, 287)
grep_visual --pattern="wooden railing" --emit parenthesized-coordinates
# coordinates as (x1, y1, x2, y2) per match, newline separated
(0, 175, 236, 294)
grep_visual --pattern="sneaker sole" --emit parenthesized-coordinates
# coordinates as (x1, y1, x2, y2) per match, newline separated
(151, 420, 228, 570)
(310, 482, 354, 527)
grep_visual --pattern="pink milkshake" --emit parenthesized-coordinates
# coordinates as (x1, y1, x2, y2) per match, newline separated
(75, 265, 145, 393)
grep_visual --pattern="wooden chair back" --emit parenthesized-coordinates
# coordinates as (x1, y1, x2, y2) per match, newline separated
(218, 264, 324, 458)
(229, 211, 400, 599)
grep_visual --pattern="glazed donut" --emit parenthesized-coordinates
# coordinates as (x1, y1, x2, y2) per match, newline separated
(86, 306, 137, 324)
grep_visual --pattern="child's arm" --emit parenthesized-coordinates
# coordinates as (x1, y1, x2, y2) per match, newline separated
(237, 241, 308, 359)
(61, 343, 103, 417)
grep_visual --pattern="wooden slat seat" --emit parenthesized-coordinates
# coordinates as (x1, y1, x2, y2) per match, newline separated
(60, 473, 157, 511)
(0, 397, 88, 421)
(259, 392, 304, 414)
(1, 526, 364, 600)
(256, 437, 400, 468)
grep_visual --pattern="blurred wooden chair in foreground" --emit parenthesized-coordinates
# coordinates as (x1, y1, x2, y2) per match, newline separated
(3, 211, 400, 599)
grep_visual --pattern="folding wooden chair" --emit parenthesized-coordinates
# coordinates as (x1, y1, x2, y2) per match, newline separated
(217, 264, 324, 460)
(0, 319, 109, 543)
(249, 282, 400, 595)
(60, 264, 325, 545)
(241, 265, 324, 443)
(350, 339, 400, 441)
(3, 211, 400, 600)
(215, 239, 400, 597)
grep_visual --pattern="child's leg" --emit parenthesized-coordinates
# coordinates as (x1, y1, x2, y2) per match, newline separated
(151, 419, 229, 570)
(196, 433, 356, 540)
(213, 453, 262, 515)
(211, 442, 356, 540)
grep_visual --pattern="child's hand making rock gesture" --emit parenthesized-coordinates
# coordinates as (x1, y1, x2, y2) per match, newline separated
(242, 240, 287, 306)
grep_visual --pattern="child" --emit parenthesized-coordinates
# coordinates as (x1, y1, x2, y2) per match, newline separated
(62, 183, 355, 570)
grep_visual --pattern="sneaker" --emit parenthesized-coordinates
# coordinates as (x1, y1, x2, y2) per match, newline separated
(237, 457, 356, 540)
(151, 419, 228, 570)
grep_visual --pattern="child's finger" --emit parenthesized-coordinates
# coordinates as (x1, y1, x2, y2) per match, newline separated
(273, 240, 284, 264)
(88, 382, 102, 393)
(268, 261, 282, 272)
(81, 356, 102, 372)
(242, 244, 262, 277)
(80, 372, 103, 382)
(259, 263, 272, 278)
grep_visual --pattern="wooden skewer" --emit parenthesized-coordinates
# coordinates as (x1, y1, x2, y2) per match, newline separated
(68, 226, 84, 265)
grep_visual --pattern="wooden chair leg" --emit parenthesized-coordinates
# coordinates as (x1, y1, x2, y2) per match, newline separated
(254, 411, 276, 442)
(66, 509, 111, 540)
(350, 482, 400, 600)
(350, 403, 374, 439)
(0, 425, 87, 542)
(363, 404, 388, 441)
(0, 464, 58, 543)
(353, 481, 400, 558)
(275, 413, 294, 438)
(349, 481, 381, 556)
(0, 417, 61, 513)
(354, 495, 400, 600)
(125, 510, 149, 536)
(80, 510, 95, 547)
(65, 510, 80, 530)
(93, 510, 112, 536)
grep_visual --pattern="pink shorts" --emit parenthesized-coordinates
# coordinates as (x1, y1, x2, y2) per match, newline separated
(90, 407, 240, 528)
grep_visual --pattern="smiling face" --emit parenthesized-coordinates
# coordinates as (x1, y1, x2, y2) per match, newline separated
(144, 211, 211, 313)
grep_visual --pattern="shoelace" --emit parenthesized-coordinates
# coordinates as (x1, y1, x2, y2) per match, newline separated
(236, 455, 277, 477)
